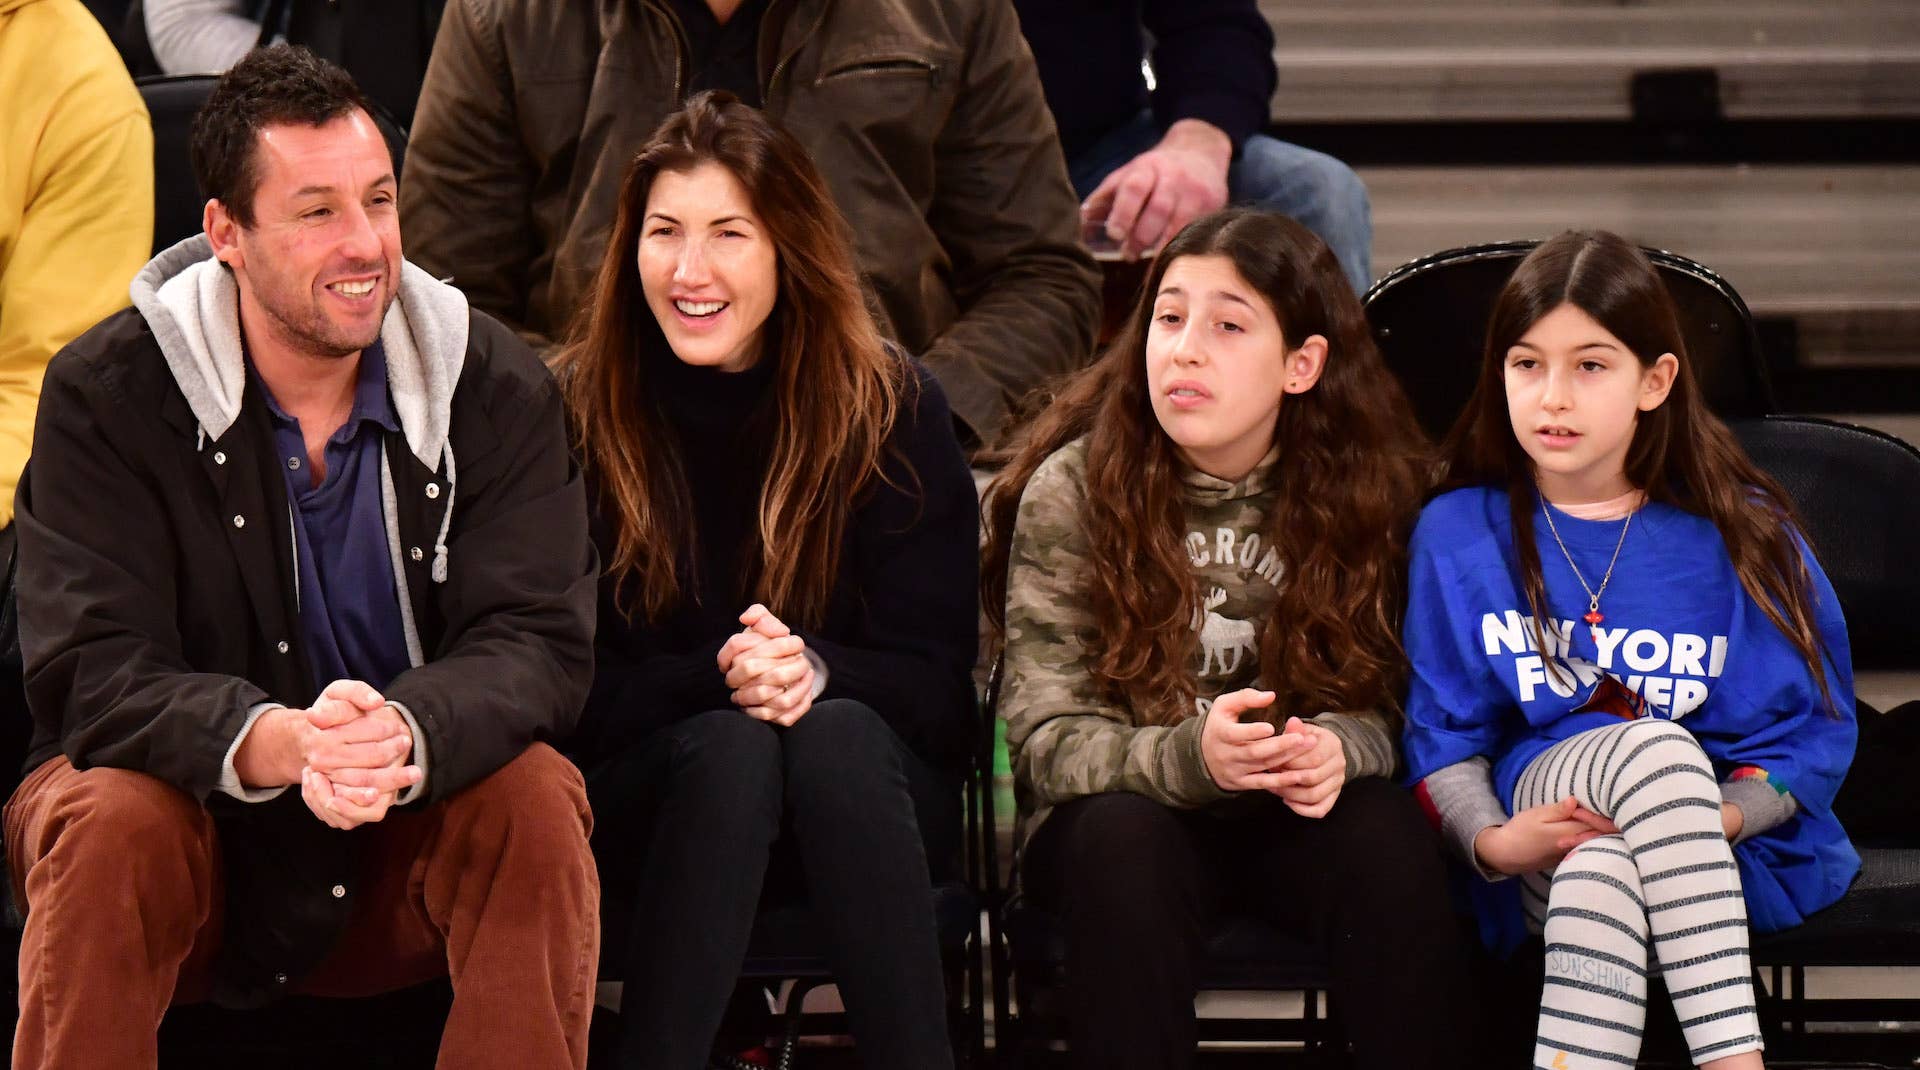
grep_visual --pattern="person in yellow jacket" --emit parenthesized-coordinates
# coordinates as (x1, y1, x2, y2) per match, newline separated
(0, 0, 153, 527)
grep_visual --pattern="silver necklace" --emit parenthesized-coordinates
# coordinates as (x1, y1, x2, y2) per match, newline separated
(1539, 497, 1636, 625)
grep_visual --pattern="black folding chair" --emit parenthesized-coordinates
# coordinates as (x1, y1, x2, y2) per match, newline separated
(593, 735, 992, 1067)
(1363, 240, 1775, 440)
(1726, 416, 1920, 1063)
(727, 790, 990, 1067)
(983, 660, 1344, 1066)
(1731, 416, 1920, 673)
(136, 74, 410, 257)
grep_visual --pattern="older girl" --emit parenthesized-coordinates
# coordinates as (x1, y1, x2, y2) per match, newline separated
(984, 208, 1478, 1069)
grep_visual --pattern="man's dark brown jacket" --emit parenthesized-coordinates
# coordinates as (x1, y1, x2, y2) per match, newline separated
(399, 0, 1101, 445)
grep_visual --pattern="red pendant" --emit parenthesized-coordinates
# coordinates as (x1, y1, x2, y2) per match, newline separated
(1584, 610, 1605, 625)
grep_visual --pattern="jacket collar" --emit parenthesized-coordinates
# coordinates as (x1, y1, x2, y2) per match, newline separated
(128, 234, 467, 469)
(620, 0, 830, 102)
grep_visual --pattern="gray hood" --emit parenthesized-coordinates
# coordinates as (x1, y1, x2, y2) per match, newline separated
(127, 235, 469, 609)
(127, 234, 469, 468)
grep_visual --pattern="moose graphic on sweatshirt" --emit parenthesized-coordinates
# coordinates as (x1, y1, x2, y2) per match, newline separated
(1194, 587, 1257, 675)
(999, 438, 1397, 850)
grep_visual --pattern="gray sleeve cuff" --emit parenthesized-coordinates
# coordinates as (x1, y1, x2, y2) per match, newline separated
(801, 647, 829, 701)
(1423, 757, 1512, 882)
(1720, 774, 1798, 844)
(217, 702, 292, 803)
(1310, 709, 1399, 781)
(386, 700, 430, 806)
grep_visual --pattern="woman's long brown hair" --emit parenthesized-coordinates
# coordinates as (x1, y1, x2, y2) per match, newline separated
(1436, 229, 1838, 713)
(982, 209, 1430, 726)
(555, 91, 907, 626)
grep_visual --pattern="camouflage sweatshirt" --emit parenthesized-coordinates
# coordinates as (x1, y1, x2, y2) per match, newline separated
(1001, 437, 1399, 850)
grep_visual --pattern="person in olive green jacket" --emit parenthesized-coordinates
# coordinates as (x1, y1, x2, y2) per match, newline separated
(982, 208, 1481, 1069)
(0, 0, 154, 528)
(398, 0, 1101, 450)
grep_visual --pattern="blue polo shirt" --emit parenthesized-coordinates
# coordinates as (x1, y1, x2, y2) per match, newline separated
(253, 342, 413, 694)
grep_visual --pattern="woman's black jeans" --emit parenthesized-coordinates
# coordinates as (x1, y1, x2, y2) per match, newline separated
(586, 699, 958, 1070)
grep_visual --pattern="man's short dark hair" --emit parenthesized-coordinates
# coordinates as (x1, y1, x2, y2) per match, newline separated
(189, 45, 375, 230)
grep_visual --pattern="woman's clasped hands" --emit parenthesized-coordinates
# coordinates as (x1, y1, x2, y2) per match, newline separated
(717, 603, 818, 726)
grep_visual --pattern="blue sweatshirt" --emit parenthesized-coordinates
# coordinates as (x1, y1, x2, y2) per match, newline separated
(1402, 485, 1859, 948)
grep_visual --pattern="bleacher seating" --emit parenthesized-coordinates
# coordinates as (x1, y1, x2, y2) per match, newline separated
(1258, 0, 1920, 124)
(1363, 239, 1773, 439)
(1256, 0, 1920, 415)
(46, 1, 1920, 1064)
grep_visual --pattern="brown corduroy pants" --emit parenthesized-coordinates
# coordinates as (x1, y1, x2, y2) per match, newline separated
(3, 742, 598, 1070)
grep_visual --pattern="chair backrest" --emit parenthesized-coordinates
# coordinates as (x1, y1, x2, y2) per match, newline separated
(1730, 416, 1920, 671)
(976, 657, 1005, 899)
(136, 74, 410, 257)
(1363, 241, 1775, 442)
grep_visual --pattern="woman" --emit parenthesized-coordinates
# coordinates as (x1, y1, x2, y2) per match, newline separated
(982, 208, 1480, 1068)
(559, 91, 977, 1070)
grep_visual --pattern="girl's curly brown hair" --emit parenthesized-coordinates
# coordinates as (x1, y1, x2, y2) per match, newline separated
(983, 209, 1431, 726)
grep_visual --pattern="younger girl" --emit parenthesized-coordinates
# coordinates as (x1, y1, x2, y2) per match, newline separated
(984, 208, 1479, 1069)
(1403, 230, 1857, 1070)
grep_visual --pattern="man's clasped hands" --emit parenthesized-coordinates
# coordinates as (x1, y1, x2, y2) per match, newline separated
(231, 680, 422, 830)
(231, 603, 816, 831)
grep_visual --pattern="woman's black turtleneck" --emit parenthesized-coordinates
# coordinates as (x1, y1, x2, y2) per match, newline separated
(576, 350, 981, 774)
(656, 349, 780, 633)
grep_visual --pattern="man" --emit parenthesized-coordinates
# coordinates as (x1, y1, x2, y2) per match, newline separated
(1017, 0, 1374, 293)
(399, 0, 1101, 450)
(6, 46, 599, 1069)
(0, 0, 153, 531)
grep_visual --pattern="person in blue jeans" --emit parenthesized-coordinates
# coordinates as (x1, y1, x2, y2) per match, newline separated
(1017, 0, 1373, 294)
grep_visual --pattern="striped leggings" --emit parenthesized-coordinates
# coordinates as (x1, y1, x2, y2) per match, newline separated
(1514, 718, 1762, 1068)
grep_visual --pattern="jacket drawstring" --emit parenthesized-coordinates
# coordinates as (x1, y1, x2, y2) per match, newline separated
(431, 441, 456, 584)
